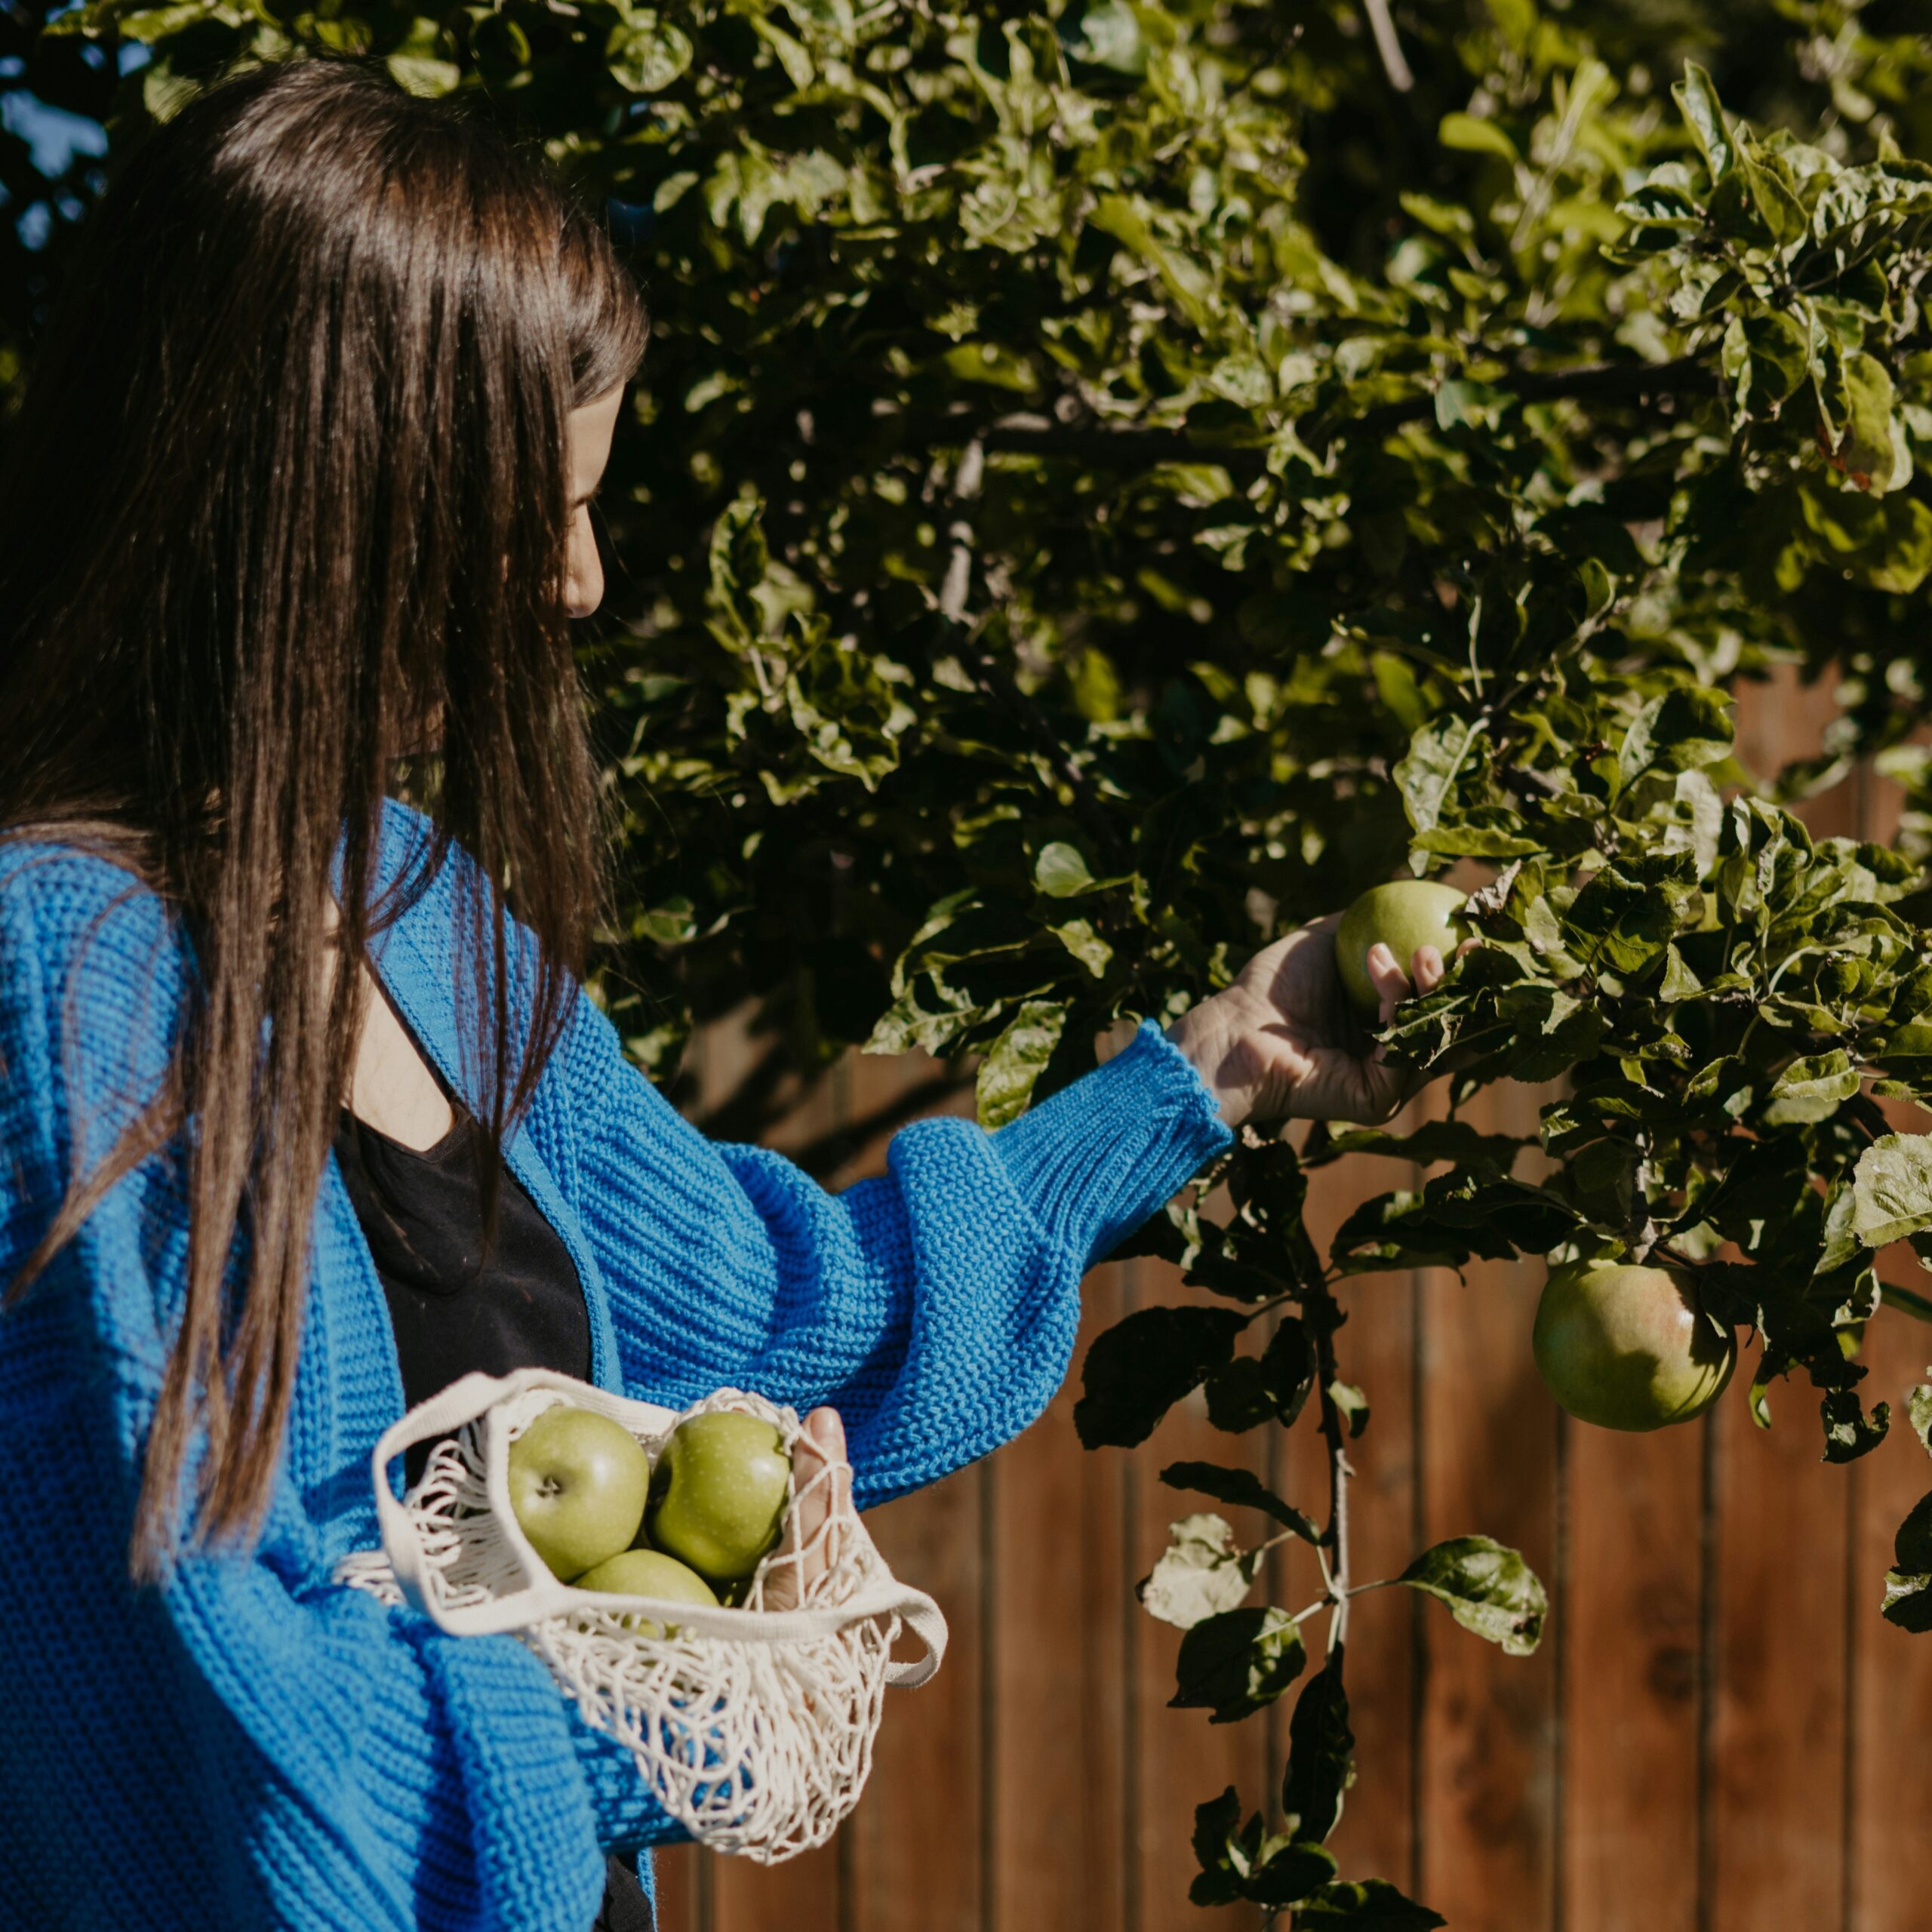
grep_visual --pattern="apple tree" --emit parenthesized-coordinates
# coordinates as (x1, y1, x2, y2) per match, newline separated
(12, 0, 1932, 1920)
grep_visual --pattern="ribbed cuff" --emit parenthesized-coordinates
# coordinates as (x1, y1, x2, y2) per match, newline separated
(989, 1020, 1232, 1266)
(411, 1626, 611, 1932)
(568, 1704, 692, 1850)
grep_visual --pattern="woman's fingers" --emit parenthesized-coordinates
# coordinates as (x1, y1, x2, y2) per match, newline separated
(1371, 940, 1454, 1028)
(764, 1406, 848, 1608)
(1367, 942, 1409, 1027)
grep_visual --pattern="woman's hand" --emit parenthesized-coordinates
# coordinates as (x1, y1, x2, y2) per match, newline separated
(759, 1406, 851, 1611)
(1164, 915, 1457, 1130)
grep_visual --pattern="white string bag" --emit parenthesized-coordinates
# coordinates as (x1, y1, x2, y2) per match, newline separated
(334, 1367, 947, 1862)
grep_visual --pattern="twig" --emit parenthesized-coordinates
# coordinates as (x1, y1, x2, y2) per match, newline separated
(937, 441, 1131, 870)
(1361, 0, 1413, 93)
(939, 440, 984, 625)
(1881, 1281, 1932, 1324)
(1309, 1292, 1353, 1658)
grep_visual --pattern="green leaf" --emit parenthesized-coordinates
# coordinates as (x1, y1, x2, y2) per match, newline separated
(1822, 1389, 1890, 1463)
(1328, 1380, 1371, 1438)
(1835, 352, 1900, 491)
(1049, 916, 1112, 978)
(1171, 1606, 1306, 1722)
(1139, 1513, 1262, 1629)
(1884, 1493, 1932, 1632)
(386, 18, 461, 96)
(1279, 1666, 1355, 1842)
(1619, 688, 1734, 786)
(1395, 1536, 1547, 1655)
(1204, 1318, 1318, 1432)
(1067, 0, 1146, 73)
(1326, 1121, 1523, 1176)
(1438, 112, 1517, 162)
(1090, 194, 1218, 331)
(1075, 1306, 1249, 1448)
(1673, 63, 1732, 182)
(1909, 1381, 1932, 1455)
(1294, 1880, 1448, 1928)
(1161, 1460, 1321, 1541)
(1764, 1050, 1862, 1125)
(975, 998, 1067, 1128)
(1851, 1134, 1932, 1250)
(1035, 841, 1097, 897)
(1186, 1787, 1251, 1905)
(606, 13, 693, 93)
(1249, 1841, 1342, 1908)
(1393, 716, 1478, 836)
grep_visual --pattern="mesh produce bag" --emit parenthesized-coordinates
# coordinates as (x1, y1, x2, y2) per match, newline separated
(334, 1367, 947, 1862)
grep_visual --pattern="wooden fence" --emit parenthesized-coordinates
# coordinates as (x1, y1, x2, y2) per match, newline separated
(651, 669, 1932, 1932)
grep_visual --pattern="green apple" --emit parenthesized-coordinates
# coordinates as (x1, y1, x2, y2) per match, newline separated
(1532, 1261, 1735, 1431)
(1333, 879, 1469, 1017)
(645, 1411, 792, 1584)
(573, 1547, 720, 1636)
(506, 1404, 651, 1583)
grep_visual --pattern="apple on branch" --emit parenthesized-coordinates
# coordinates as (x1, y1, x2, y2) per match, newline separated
(1332, 879, 1472, 1019)
(1532, 1261, 1735, 1432)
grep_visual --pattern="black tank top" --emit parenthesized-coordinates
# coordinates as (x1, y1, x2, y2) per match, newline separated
(331, 1109, 651, 1932)
(331, 1107, 592, 1480)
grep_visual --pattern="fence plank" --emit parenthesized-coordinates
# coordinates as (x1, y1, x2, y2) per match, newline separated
(838, 1044, 986, 1932)
(989, 1260, 1131, 1932)
(651, 1847, 703, 1932)
(1848, 1268, 1932, 1931)
(1705, 671, 1854, 1930)
(1291, 1117, 1422, 1894)
(1562, 1420, 1704, 1932)
(1849, 763, 1932, 1929)
(1414, 1076, 1560, 1931)
(1126, 1250, 1271, 1932)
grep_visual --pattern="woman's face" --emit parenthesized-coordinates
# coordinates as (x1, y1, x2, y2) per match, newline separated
(388, 385, 625, 761)
(563, 386, 624, 619)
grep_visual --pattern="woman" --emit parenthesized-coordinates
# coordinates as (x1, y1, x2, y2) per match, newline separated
(0, 56, 1447, 1932)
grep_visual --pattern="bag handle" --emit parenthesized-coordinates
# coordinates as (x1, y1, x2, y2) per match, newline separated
(371, 1369, 513, 1614)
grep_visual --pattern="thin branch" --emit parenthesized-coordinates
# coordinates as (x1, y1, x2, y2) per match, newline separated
(974, 355, 1718, 480)
(939, 438, 984, 625)
(1310, 1294, 1353, 1660)
(937, 440, 1131, 869)
(1881, 1281, 1932, 1324)
(1361, 0, 1414, 93)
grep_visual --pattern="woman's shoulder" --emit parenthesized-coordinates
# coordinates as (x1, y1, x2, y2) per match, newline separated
(0, 827, 189, 1016)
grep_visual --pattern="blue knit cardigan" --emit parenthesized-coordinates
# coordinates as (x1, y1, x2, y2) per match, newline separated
(0, 804, 1231, 1932)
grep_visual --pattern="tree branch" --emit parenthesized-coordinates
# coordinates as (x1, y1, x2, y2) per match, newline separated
(938, 440, 1131, 870)
(1309, 1294, 1353, 1658)
(974, 355, 1718, 480)
(1361, 0, 1414, 94)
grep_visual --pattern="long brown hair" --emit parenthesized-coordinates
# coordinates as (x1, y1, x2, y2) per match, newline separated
(0, 57, 648, 1583)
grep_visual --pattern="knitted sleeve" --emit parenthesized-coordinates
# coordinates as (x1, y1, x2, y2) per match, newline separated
(561, 995, 1232, 1508)
(0, 853, 626, 1929)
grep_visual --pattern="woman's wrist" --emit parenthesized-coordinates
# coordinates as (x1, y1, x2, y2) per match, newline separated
(1164, 993, 1263, 1131)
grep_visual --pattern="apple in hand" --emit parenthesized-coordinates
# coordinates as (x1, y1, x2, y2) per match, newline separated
(1332, 879, 1470, 1018)
(1532, 1261, 1735, 1431)
(645, 1411, 792, 1584)
(506, 1403, 651, 1582)
(573, 1547, 720, 1637)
